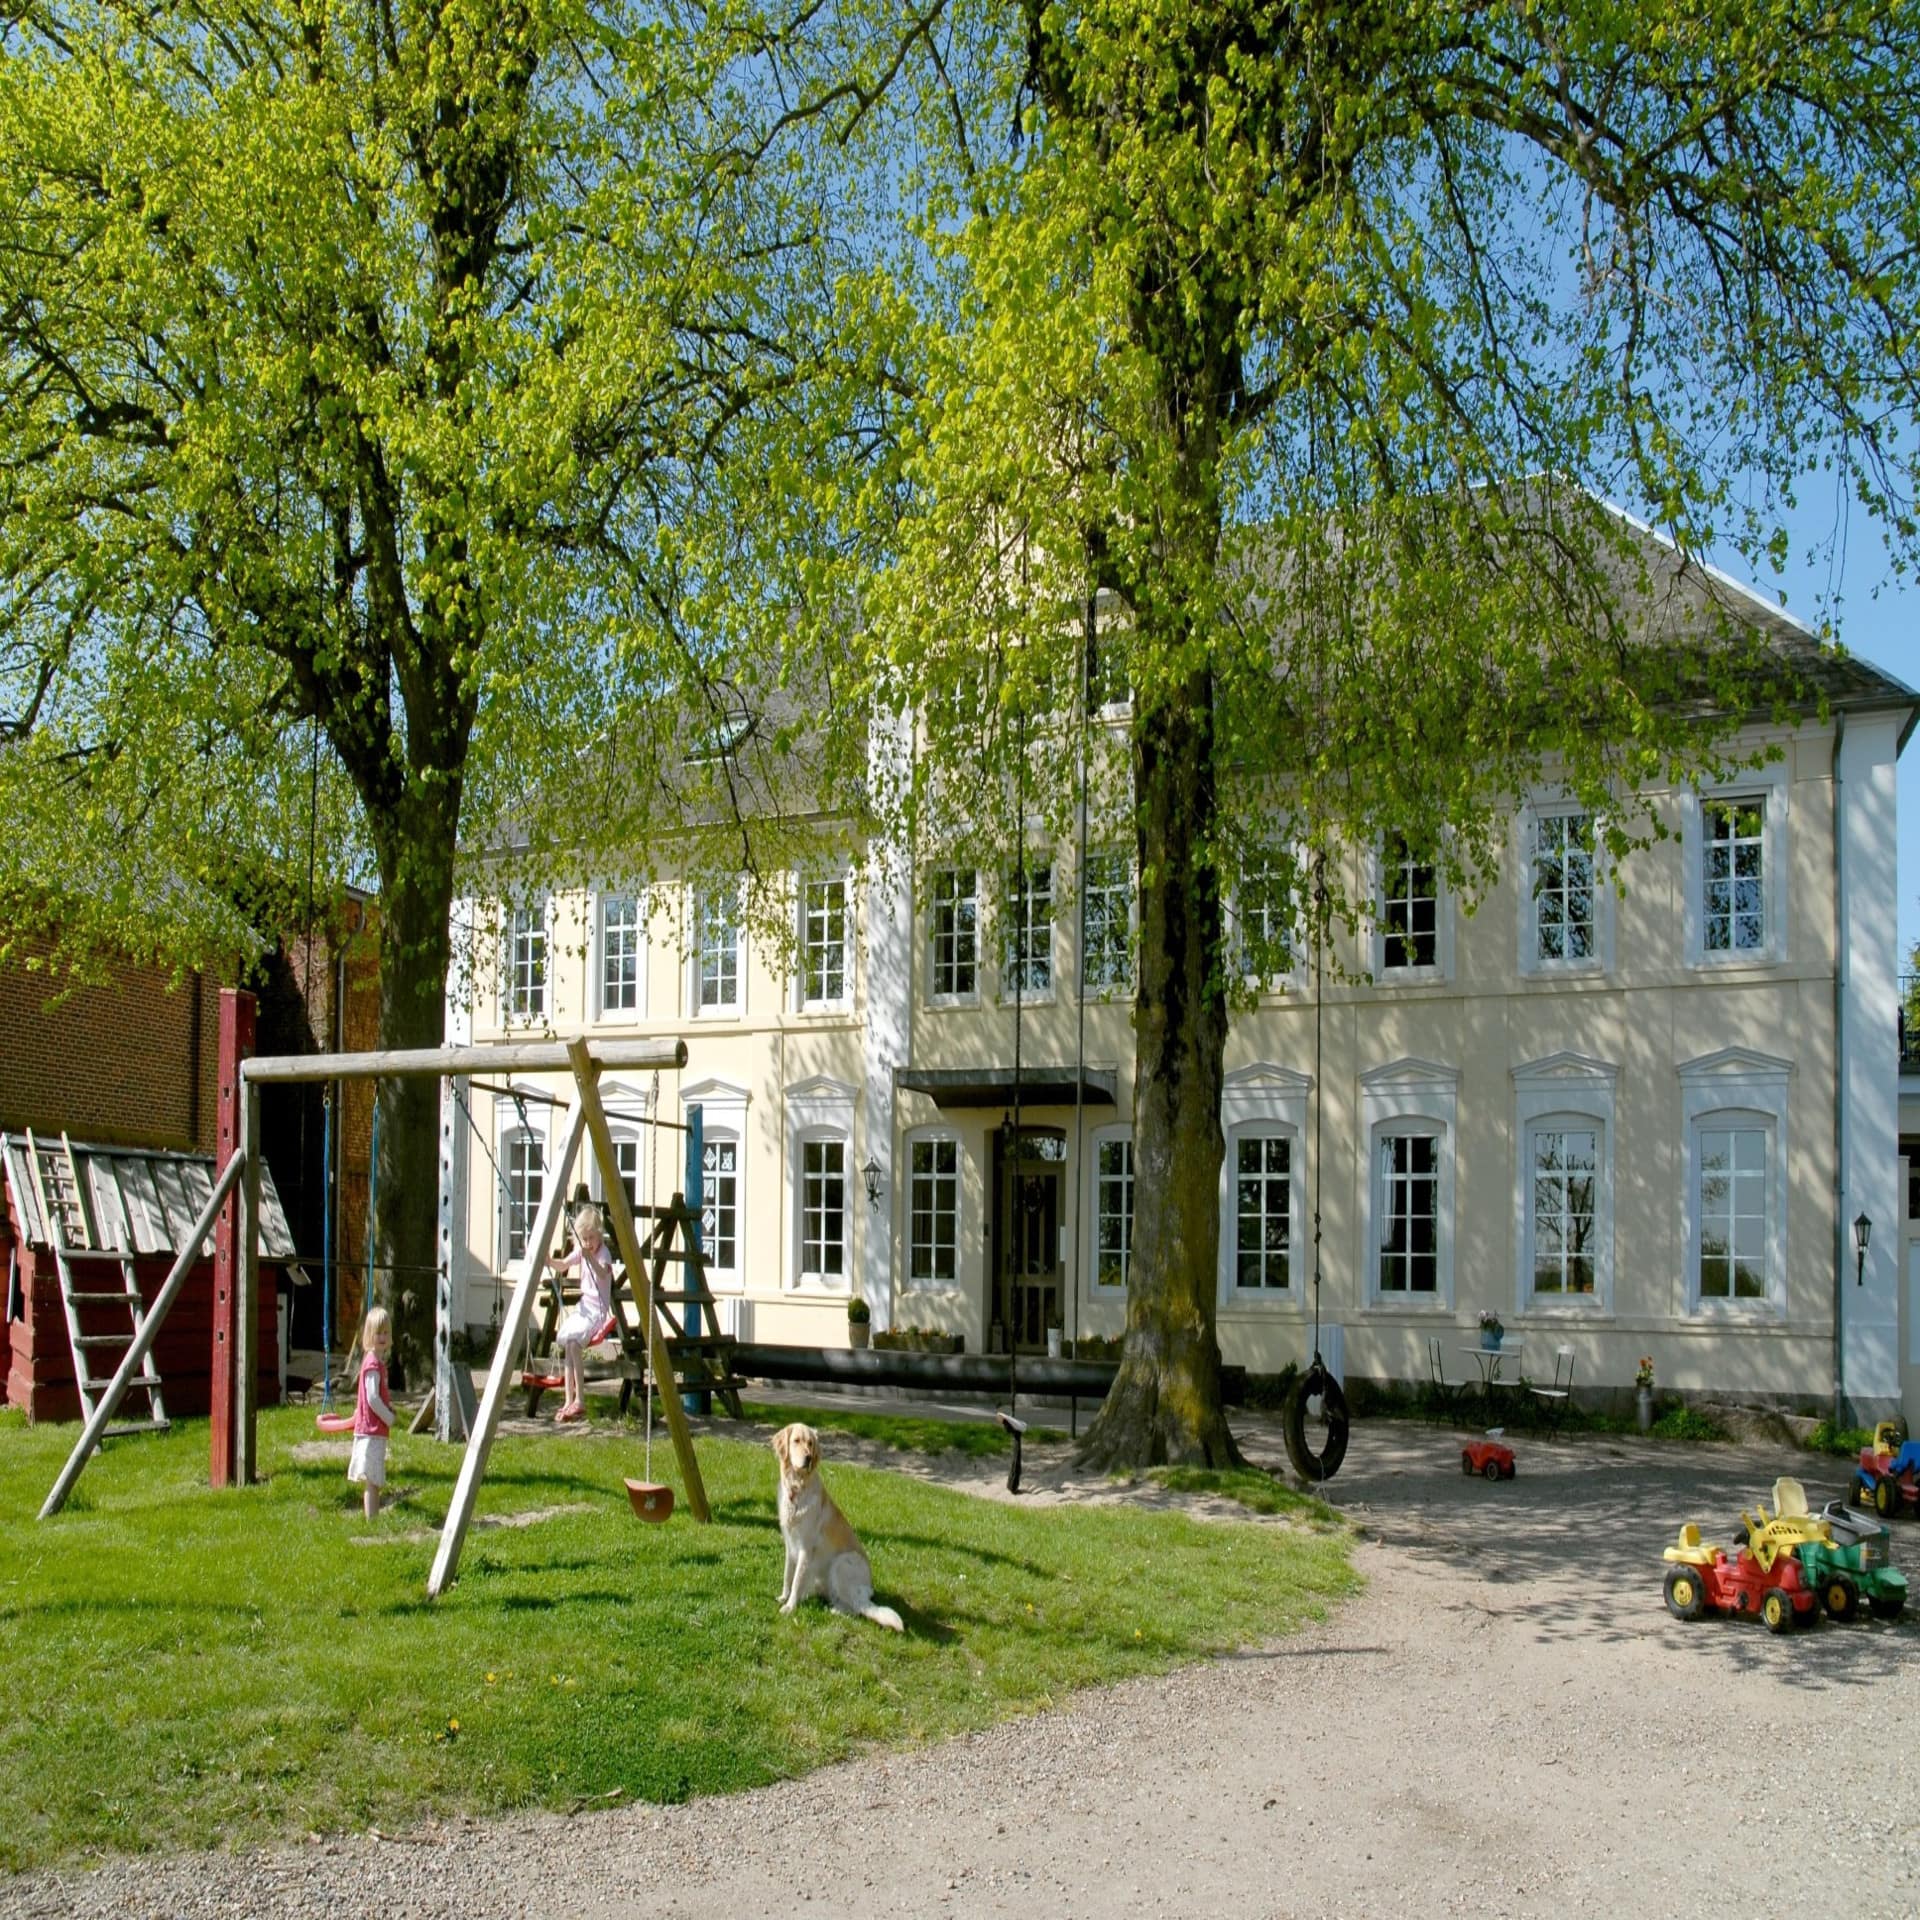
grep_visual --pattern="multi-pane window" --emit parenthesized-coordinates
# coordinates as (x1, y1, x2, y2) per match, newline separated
(930, 868, 978, 999)
(1234, 1135, 1292, 1290)
(908, 1138, 959, 1285)
(504, 1133, 543, 1263)
(1238, 849, 1296, 981)
(695, 886, 739, 1013)
(1095, 1136, 1135, 1289)
(1005, 862, 1054, 996)
(505, 907, 547, 1021)
(801, 1139, 846, 1282)
(1377, 1133, 1439, 1293)
(1703, 800, 1766, 954)
(601, 896, 642, 1014)
(1082, 853, 1133, 993)
(1532, 813, 1596, 964)
(1380, 835, 1438, 971)
(1698, 1126, 1767, 1300)
(608, 1137, 639, 1214)
(1087, 629, 1128, 710)
(1529, 1128, 1597, 1295)
(801, 877, 849, 1007)
(701, 1137, 738, 1274)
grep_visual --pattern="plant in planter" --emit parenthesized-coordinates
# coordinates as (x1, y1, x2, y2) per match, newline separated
(847, 1295, 871, 1349)
(1477, 1310, 1504, 1351)
(1635, 1355, 1655, 1431)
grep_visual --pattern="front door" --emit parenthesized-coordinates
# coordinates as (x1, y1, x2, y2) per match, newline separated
(993, 1127, 1064, 1352)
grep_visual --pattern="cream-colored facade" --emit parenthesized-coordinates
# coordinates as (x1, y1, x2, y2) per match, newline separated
(448, 700, 1914, 1422)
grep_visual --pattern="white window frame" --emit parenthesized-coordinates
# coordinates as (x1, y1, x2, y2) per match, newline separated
(1217, 1065, 1311, 1304)
(699, 1130, 742, 1285)
(1360, 1058, 1458, 1309)
(1679, 1048, 1791, 1317)
(1518, 804, 1610, 977)
(683, 1076, 750, 1291)
(687, 881, 745, 1018)
(1683, 764, 1788, 968)
(497, 1112, 548, 1269)
(1002, 857, 1055, 1003)
(1512, 1052, 1618, 1317)
(785, 1076, 857, 1294)
(1371, 834, 1452, 982)
(1080, 850, 1135, 996)
(904, 1128, 963, 1292)
(1232, 843, 1304, 992)
(1086, 625, 1131, 718)
(1088, 1123, 1135, 1295)
(595, 891, 647, 1020)
(928, 866, 980, 1004)
(796, 872, 854, 1013)
(589, 1076, 653, 1224)
(502, 900, 550, 1025)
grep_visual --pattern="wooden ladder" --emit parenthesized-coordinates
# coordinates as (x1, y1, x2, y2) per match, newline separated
(25, 1131, 170, 1438)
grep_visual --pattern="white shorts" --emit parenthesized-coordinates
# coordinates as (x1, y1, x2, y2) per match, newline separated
(348, 1434, 388, 1488)
(556, 1305, 605, 1348)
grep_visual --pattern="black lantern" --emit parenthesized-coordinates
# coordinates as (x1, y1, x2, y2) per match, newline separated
(862, 1154, 884, 1211)
(1853, 1211, 1872, 1286)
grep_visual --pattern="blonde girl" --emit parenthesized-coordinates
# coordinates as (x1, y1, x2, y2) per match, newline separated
(348, 1306, 395, 1519)
(547, 1201, 616, 1423)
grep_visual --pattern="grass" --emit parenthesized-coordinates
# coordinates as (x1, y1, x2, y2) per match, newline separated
(738, 1399, 1062, 1457)
(1141, 1465, 1342, 1524)
(0, 1402, 1355, 1871)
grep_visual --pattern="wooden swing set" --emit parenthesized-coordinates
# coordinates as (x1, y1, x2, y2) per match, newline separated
(38, 995, 714, 1600)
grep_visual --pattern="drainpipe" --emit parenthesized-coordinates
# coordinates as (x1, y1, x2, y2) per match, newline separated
(1831, 709, 1848, 1427)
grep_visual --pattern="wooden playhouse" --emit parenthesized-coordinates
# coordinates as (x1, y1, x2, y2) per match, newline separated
(1, 1132, 295, 1426)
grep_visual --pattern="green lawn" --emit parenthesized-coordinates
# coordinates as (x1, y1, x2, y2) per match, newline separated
(738, 1398, 1064, 1456)
(0, 1403, 1356, 1870)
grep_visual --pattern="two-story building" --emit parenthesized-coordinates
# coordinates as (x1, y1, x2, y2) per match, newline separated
(444, 564, 1918, 1426)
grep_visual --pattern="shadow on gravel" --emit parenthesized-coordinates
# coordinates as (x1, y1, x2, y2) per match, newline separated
(1232, 1415, 1917, 1688)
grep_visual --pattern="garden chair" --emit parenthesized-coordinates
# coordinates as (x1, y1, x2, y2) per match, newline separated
(1424, 1335, 1464, 1426)
(1528, 1345, 1576, 1439)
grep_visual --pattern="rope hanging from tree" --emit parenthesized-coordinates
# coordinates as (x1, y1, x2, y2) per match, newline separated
(1283, 859, 1351, 1482)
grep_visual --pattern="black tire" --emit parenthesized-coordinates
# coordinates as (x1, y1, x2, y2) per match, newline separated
(1821, 1573, 1860, 1623)
(1868, 1590, 1907, 1621)
(1664, 1565, 1708, 1622)
(1760, 1587, 1795, 1634)
(1482, 1458, 1502, 1482)
(1462, 1451, 1475, 1476)
(1283, 1364, 1350, 1482)
(1874, 1477, 1896, 1518)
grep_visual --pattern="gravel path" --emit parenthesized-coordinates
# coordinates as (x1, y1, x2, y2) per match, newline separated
(5, 1418, 1916, 1920)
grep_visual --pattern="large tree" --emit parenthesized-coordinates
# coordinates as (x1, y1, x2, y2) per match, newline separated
(0, 0, 891, 1377)
(827, 0, 1920, 1466)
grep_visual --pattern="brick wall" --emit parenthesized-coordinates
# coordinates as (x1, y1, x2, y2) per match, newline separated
(0, 942, 226, 1154)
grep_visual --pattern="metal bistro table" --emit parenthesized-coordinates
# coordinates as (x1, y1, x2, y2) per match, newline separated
(1459, 1341, 1526, 1424)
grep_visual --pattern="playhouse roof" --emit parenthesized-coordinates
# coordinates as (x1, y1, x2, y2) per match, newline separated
(0, 1134, 299, 1260)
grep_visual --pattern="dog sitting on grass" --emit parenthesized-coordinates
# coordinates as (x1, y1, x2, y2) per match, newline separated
(771, 1422, 904, 1631)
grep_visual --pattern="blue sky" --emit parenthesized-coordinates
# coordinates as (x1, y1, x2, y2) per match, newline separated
(1717, 502, 1919, 969)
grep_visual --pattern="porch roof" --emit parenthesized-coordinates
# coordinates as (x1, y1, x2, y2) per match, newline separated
(895, 1066, 1118, 1110)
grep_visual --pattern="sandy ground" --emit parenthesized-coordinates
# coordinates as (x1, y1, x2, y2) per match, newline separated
(5, 1411, 1917, 1920)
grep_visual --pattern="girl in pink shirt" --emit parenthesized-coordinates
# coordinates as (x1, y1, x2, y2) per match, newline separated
(547, 1201, 617, 1423)
(349, 1306, 396, 1519)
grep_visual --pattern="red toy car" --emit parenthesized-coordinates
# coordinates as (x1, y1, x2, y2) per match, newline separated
(1461, 1437, 1516, 1480)
(1661, 1522, 1818, 1633)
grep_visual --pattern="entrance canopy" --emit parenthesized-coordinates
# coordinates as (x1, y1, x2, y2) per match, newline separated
(896, 1066, 1118, 1110)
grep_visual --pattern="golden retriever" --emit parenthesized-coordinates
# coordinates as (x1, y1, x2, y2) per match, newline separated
(771, 1422, 904, 1630)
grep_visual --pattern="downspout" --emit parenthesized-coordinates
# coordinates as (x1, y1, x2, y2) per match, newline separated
(1832, 710, 1848, 1426)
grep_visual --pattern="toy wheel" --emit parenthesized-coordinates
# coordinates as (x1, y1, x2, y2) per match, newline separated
(1760, 1588, 1794, 1634)
(1462, 1452, 1475, 1476)
(1874, 1478, 1895, 1518)
(1482, 1458, 1502, 1482)
(1663, 1566, 1707, 1622)
(1868, 1591, 1906, 1621)
(1854, 1477, 1874, 1508)
(1821, 1573, 1860, 1623)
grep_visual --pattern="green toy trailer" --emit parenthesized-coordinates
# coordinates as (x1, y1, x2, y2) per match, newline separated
(1799, 1500, 1908, 1622)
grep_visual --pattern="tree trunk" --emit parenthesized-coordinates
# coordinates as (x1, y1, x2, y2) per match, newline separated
(1077, 671, 1241, 1470)
(367, 781, 461, 1389)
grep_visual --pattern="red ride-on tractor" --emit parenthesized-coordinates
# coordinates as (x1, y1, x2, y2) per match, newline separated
(1661, 1519, 1819, 1633)
(1852, 1423, 1920, 1520)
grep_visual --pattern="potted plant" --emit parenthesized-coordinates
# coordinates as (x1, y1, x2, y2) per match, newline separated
(1045, 1312, 1064, 1360)
(1478, 1309, 1504, 1352)
(1635, 1355, 1655, 1431)
(847, 1295, 871, 1349)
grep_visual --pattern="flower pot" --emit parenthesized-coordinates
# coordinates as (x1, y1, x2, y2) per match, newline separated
(1636, 1386, 1654, 1432)
(849, 1321, 870, 1350)
(1480, 1330, 1503, 1352)
(1046, 1327, 1063, 1360)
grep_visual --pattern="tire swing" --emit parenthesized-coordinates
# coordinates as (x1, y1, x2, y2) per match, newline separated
(1283, 865, 1351, 1483)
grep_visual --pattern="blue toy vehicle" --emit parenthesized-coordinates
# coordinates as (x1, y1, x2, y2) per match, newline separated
(1853, 1422, 1920, 1520)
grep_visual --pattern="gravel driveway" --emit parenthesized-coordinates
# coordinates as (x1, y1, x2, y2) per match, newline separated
(4, 1417, 1916, 1920)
